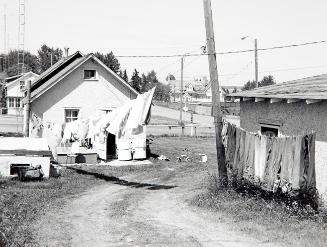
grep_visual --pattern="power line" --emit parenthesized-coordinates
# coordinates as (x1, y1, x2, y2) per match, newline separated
(116, 40, 327, 58)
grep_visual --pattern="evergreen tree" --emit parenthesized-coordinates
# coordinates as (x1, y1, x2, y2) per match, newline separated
(94, 51, 120, 74)
(122, 70, 128, 83)
(130, 69, 142, 92)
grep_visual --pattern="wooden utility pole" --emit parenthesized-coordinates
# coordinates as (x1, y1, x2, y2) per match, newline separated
(24, 80, 31, 137)
(179, 56, 184, 125)
(254, 38, 258, 87)
(203, 0, 227, 185)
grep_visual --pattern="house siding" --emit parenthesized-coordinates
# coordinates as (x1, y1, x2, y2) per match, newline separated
(6, 73, 38, 115)
(30, 59, 136, 129)
(240, 100, 327, 141)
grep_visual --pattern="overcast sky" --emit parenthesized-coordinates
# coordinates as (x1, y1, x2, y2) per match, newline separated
(2, 0, 327, 86)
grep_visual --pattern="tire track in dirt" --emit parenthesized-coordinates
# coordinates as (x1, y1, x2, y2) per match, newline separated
(34, 178, 278, 247)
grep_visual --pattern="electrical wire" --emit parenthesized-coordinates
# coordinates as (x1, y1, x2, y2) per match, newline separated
(115, 40, 327, 58)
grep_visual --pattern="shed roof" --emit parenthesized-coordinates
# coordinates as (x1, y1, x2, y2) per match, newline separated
(229, 74, 327, 100)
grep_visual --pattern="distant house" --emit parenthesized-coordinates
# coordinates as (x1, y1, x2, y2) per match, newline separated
(28, 51, 138, 132)
(203, 85, 242, 103)
(168, 76, 208, 102)
(4, 72, 39, 115)
(229, 74, 327, 141)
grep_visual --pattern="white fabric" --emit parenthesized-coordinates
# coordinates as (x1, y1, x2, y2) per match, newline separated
(254, 135, 267, 181)
(42, 122, 63, 158)
(106, 88, 155, 139)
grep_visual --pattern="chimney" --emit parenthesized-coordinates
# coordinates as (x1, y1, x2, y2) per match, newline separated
(64, 47, 69, 57)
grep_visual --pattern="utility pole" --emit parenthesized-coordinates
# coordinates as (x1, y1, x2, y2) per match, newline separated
(24, 80, 31, 137)
(254, 38, 258, 87)
(203, 0, 227, 185)
(179, 56, 184, 125)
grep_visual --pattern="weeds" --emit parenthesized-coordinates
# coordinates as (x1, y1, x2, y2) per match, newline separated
(192, 174, 327, 246)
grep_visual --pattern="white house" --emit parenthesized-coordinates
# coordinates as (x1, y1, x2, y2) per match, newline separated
(29, 51, 138, 125)
(27, 51, 139, 159)
(4, 72, 39, 115)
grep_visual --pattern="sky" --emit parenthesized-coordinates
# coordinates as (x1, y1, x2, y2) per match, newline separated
(1, 0, 327, 86)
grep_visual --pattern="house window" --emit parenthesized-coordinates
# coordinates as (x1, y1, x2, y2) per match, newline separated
(8, 98, 15, 108)
(65, 109, 79, 122)
(20, 81, 25, 90)
(84, 70, 97, 80)
(261, 126, 279, 137)
(15, 98, 21, 108)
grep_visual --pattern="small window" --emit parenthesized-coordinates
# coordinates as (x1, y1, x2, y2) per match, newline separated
(20, 81, 25, 90)
(261, 126, 278, 137)
(65, 109, 79, 122)
(84, 70, 96, 80)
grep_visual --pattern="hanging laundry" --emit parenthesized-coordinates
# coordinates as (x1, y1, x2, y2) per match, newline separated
(221, 121, 316, 196)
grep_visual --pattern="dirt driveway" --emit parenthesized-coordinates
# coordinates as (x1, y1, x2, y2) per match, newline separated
(33, 138, 276, 247)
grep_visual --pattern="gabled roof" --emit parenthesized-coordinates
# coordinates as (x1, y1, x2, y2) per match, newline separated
(229, 73, 327, 100)
(5, 74, 23, 83)
(31, 52, 139, 101)
(31, 51, 83, 92)
(5, 71, 39, 88)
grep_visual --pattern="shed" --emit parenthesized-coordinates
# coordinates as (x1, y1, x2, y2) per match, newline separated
(229, 73, 327, 141)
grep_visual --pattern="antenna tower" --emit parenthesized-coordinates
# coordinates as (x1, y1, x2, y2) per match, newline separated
(17, 0, 25, 75)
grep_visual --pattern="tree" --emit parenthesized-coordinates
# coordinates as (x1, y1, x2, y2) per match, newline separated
(94, 51, 120, 74)
(141, 73, 149, 93)
(3, 50, 39, 76)
(165, 73, 176, 81)
(122, 70, 128, 83)
(242, 80, 256, 91)
(37, 44, 63, 73)
(242, 75, 276, 91)
(259, 75, 275, 87)
(153, 82, 171, 102)
(130, 69, 142, 92)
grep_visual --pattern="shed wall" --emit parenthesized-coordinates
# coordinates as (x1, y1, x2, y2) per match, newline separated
(240, 100, 327, 141)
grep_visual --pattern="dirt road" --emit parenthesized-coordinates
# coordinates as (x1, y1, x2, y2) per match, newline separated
(33, 138, 276, 246)
(35, 183, 272, 247)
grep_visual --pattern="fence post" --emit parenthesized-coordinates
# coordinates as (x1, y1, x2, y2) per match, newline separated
(181, 126, 185, 136)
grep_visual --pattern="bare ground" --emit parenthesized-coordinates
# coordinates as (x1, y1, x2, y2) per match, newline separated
(33, 138, 277, 247)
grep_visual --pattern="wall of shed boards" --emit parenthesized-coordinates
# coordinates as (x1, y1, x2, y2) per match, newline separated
(240, 100, 327, 142)
(30, 59, 136, 129)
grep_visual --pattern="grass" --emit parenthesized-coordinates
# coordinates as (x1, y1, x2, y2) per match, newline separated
(0, 169, 104, 247)
(191, 174, 327, 246)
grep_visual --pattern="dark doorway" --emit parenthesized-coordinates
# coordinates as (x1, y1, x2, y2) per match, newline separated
(107, 133, 116, 159)
(261, 126, 278, 137)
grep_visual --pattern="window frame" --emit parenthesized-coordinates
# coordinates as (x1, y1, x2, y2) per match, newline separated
(19, 81, 25, 91)
(260, 124, 280, 137)
(64, 109, 80, 123)
(83, 69, 97, 80)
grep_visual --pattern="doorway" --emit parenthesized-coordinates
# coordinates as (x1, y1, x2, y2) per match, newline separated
(106, 133, 116, 159)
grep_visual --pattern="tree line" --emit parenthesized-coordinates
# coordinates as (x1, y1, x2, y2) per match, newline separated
(0, 44, 170, 102)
